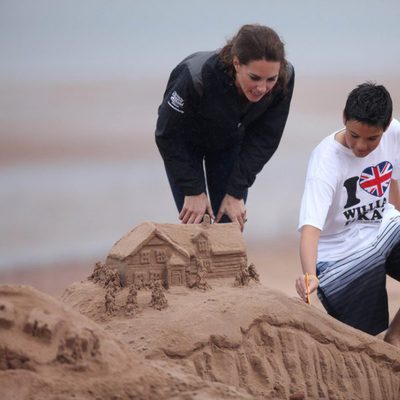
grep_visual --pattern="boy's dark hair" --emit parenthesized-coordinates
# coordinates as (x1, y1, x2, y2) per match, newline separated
(344, 82, 392, 130)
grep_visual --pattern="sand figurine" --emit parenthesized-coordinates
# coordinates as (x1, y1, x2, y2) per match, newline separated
(105, 219, 247, 290)
(234, 262, 260, 287)
(125, 285, 139, 316)
(189, 258, 212, 291)
(104, 289, 116, 315)
(149, 280, 168, 310)
(247, 263, 260, 282)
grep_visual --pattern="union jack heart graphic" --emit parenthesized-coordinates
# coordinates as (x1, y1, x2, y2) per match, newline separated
(359, 161, 393, 197)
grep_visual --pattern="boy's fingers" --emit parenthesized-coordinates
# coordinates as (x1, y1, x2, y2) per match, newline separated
(295, 278, 304, 298)
(296, 277, 311, 303)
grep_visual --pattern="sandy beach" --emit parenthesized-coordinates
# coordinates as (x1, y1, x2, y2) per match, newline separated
(2, 237, 400, 399)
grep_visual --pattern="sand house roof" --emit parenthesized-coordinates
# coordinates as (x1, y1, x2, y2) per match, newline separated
(107, 221, 189, 260)
(107, 220, 245, 261)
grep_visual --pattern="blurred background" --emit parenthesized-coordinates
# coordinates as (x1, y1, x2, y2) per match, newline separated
(1, 0, 399, 297)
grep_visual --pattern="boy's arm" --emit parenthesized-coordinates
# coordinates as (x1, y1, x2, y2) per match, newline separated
(389, 179, 400, 210)
(295, 225, 321, 303)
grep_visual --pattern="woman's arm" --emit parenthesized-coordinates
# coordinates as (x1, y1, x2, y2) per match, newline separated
(155, 64, 204, 197)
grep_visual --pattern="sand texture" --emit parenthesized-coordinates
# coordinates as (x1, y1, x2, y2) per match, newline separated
(0, 284, 253, 400)
(2, 241, 400, 399)
(61, 278, 400, 399)
(2, 273, 397, 400)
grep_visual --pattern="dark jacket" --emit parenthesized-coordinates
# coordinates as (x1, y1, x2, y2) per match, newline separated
(155, 51, 295, 199)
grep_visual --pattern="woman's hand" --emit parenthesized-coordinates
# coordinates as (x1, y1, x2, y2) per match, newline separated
(179, 193, 215, 224)
(215, 194, 246, 231)
(295, 273, 319, 303)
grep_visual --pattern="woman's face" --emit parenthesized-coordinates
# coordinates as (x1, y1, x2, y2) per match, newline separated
(233, 57, 281, 102)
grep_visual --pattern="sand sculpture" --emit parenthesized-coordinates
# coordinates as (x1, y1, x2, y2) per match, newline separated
(105, 216, 247, 289)
(189, 258, 213, 291)
(125, 284, 139, 316)
(0, 287, 102, 373)
(104, 288, 116, 315)
(234, 262, 261, 287)
(3, 221, 400, 399)
(58, 278, 400, 399)
(149, 280, 168, 310)
(90, 261, 169, 315)
(1, 285, 249, 399)
(89, 261, 121, 290)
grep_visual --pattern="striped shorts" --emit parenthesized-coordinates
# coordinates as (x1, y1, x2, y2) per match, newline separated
(317, 214, 400, 335)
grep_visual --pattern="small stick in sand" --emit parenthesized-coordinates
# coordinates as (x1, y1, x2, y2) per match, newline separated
(305, 273, 311, 305)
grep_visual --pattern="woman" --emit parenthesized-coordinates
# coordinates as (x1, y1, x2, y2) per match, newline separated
(155, 24, 294, 230)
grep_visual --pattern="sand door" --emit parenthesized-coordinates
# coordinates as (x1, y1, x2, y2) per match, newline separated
(166, 254, 187, 286)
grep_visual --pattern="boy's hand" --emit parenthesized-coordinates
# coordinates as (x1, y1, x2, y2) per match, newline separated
(295, 274, 319, 303)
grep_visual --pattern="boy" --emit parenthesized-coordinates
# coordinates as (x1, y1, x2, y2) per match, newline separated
(296, 82, 400, 340)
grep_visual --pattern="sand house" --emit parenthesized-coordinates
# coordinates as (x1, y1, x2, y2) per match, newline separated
(105, 217, 247, 287)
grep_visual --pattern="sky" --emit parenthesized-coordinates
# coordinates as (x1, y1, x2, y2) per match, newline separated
(1, 0, 400, 269)
(1, 0, 400, 81)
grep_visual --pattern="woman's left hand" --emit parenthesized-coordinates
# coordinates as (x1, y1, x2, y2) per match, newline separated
(215, 194, 246, 231)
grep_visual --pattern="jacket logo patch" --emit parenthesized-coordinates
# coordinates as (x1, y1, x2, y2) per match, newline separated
(167, 91, 184, 113)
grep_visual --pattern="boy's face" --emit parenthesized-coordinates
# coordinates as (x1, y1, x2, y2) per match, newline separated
(342, 118, 384, 158)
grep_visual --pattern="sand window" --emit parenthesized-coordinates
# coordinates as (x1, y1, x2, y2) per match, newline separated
(155, 250, 166, 263)
(140, 250, 150, 264)
(198, 240, 208, 253)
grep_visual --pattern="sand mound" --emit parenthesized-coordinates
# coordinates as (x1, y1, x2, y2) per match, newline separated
(3, 279, 400, 399)
(0, 285, 253, 400)
(62, 279, 400, 399)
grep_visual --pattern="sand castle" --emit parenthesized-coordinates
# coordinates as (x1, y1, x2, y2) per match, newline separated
(3, 220, 400, 399)
(105, 216, 247, 288)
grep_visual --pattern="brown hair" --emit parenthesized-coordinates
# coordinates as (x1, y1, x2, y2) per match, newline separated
(219, 24, 288, 91)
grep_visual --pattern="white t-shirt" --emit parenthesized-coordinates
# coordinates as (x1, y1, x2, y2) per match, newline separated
(298, 118, 400, 261)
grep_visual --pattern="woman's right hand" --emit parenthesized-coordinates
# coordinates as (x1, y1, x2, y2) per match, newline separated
(179, 193, 215, 224)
